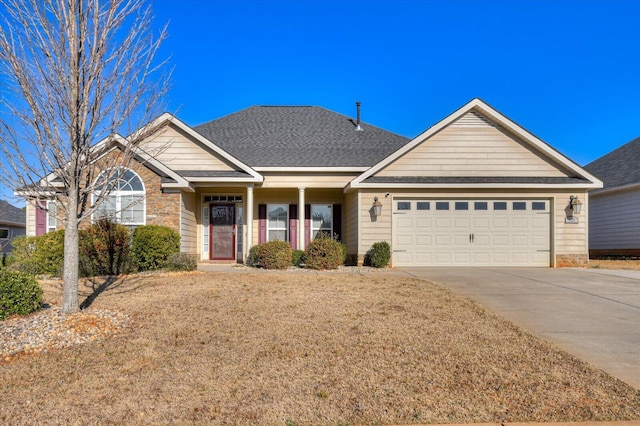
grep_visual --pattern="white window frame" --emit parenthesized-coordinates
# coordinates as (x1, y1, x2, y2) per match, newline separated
(92, 169, 146, 228)
(46, 200, 57, 233)
(267, 204, 288, 242)
(311, 204, 333, 240)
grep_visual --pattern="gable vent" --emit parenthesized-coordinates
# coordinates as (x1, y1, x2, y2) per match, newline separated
(451, 111, 496, 128)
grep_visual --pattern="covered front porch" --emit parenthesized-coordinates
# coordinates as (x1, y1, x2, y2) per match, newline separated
(194, 186, 347, 264)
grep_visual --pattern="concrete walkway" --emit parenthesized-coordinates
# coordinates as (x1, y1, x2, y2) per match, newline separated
(397, 267, 640, 390)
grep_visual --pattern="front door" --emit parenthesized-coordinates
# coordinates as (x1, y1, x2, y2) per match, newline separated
(210, 204, 235, 260)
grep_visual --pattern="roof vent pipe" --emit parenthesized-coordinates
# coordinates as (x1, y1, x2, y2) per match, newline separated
(355, 101, 363, 131)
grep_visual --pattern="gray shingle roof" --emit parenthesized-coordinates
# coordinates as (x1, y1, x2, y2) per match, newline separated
(0, 200, 25, 226)
(585, 136, 640, 189)
(193, 106, 410, 167)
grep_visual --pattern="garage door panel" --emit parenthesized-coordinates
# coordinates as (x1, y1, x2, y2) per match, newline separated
(392, 198, 550, 267)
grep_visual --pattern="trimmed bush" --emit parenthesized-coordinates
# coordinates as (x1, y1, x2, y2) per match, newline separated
(132, 225, 181, 271)
(167, 253, 197, 271)
(0, 270, 43, 320)
(291, 249, 305, 267)
(248, 241, 292, 270)
(79, 219, 132, 276)
(368, 241, 391, 268)
(10, 230, 65, 276)
(305, 237, 344, 270)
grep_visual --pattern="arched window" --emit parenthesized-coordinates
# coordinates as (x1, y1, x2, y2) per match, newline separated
(93, 169, 145, 228)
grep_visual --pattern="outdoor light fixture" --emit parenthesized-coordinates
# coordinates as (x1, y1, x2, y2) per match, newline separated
(569, 195, 582, 215)
(373, 196, 383, 216)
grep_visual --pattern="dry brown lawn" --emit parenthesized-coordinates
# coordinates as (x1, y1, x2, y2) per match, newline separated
(589, 258, 640, 270)
(1, 270, 639, 425)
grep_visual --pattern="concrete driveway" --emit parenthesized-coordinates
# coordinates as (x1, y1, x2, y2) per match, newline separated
(397, 267, 640, 389)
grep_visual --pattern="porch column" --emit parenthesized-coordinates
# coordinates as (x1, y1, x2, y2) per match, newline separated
(246, 184, 254, 258)
(298, 187, 305, 251)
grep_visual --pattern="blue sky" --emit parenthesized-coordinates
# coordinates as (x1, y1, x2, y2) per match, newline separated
(151, 0, 640, 167)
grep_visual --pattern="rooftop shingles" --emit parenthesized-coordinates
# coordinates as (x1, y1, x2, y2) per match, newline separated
(193, 106, 410, 168)
(0, 200, 25, 226)
(585, 136, 640, 189)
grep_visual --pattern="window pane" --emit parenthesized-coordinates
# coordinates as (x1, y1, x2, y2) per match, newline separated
(513, 202, 526, 210)
(0, 229, 8, 239)
(494, 202, 507, 211)
(96, 195, 117, 218)
(268, 205, 288, 229)
(417, 202, 430, 210)
(311, 205, 332, 230)
(397, 202, 411, 211)
(268, 230, 287, 241)
(474, 202, 488, 210)
(455, 202, 468, 210)
(436, 202, 449, 210)
(532, 201, 546, 211)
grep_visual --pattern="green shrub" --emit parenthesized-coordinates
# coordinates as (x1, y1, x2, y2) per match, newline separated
(132, 225, 181, 271)
(0, 270, 43, 320)
(305, 237, 344, 270)
(248, 241, 292, 270)
(79, 219, 132, 276)
(167, 253, 197, 271)
(291, 249, 305, 267)
(368, 241, 391, 268)
(10, 230, 65, 276)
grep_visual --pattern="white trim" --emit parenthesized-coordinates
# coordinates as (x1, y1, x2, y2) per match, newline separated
(91, 168, 146, 227)
(46, 200, 57, 233)
(310, 204, 333, 239)
(589, 182, 640, 197)
(142, 113, 263, 183)
(348, 98, 603, 190)
(298, 187, 305, 251)
(202, 205, 209, 261)
(347, 182, 598, 192)
(246, 185, 254, 257)
(266, 204, 289, 242)
(255, 167, 368, 172)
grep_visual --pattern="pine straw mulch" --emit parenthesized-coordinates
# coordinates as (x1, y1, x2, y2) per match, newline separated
(1, 270, 639, 425)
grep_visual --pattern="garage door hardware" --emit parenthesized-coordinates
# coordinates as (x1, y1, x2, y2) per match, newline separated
(469, 233, 475, 243)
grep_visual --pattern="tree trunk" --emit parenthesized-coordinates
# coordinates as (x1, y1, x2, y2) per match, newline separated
(62, 187, 80, 313)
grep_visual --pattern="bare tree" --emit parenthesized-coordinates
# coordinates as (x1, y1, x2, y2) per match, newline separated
(0, 0, 169, 313)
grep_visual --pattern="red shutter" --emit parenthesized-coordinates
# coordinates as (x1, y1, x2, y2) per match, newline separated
(289, 204, 297, 250)
(258, 204, 267, 244)
(305, 204, 311, 247)
(332, 204, 342, 241)
(35, 201, 46, 236)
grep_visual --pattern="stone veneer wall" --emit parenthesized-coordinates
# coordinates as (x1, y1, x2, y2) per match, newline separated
(555, 254, 589, 267)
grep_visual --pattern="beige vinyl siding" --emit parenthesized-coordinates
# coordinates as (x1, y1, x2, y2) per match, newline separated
(261, 173, 358, 188)
(589, 189, 640, 250)
(344, 191, 358, 256)
(25, 201, 36, 236)
(356, 189, 589, 265)
(180, 191, 197, 255)
(140, 124, 237, 171)
(376, 120, 569, 178)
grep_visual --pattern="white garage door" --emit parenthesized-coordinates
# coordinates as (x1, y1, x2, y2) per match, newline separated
(392, 199, 551, 267)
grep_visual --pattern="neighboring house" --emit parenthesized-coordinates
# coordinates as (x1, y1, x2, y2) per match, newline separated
(22, 98, 602, 267)
(0, 200, 26, 254)
(585, 136, 640, 257)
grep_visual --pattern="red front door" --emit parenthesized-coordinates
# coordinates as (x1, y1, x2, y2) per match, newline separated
(210, 204, 235, 260)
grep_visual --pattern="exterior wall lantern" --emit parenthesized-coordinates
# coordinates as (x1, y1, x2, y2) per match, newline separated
(569, 195, 582, 215)
(373, 196, 383, 216)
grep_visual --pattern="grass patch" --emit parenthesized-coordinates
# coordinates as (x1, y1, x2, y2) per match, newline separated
(1, 271, 639, 424)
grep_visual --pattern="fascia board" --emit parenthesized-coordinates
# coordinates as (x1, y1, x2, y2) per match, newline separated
(349, 98, 603, 189)
(470, 100, 604, 187)
(149, 114, 264, 182)
(349, 182, 602, 190)
(590, 182, 640, 196)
